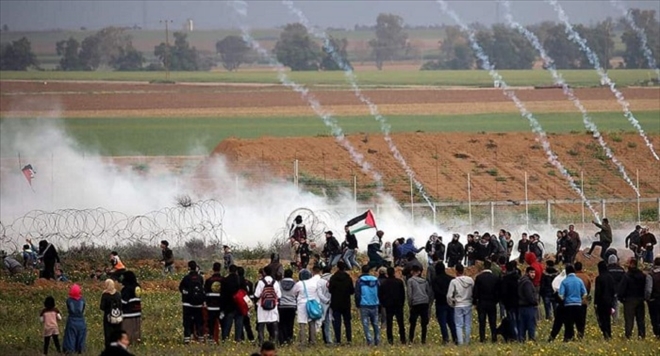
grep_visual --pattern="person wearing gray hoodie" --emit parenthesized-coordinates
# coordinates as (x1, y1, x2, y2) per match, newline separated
(407, 265, 432, 344)
(447, 263, 474, 345)
(277, 269, 297, 345)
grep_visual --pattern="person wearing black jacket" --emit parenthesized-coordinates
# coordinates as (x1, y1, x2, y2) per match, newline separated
(446, 234, 464, 268)
(38, 239, 60, 280)
(323, 231, 342, 267)
(238, 266, 255, 342)
(594, 261, 616, 340)
(343, 226, 359, 270)
(540, 261, 559, 320)
(465, 234, 477, 267)
(500, 261, 520, 342)
(431, 262, 457, 344)
(179, 261, 205, 344)
(221, 265, 243, 342)
(434, 236, 446, 263)
(99, 329, 135, 356)
(517, 233, 530, 264)
(328, 261, 355, 344)
(160, 240, 174, 275)
(204, 262, 223, 343)
(473, 261, 500, 343)
(518, 267, 538, 342)
(618, 258, 647, 339)
(379, 266, 406, 345)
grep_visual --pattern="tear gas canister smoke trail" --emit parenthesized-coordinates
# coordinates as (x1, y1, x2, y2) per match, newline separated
(281, 0, 434, 209)
(436, 0, 601, 222)
(547, 0, 659, 161)
(610, 0, 660, 81)
(500, 0, 640, 198)
(229, 0, 383, 188)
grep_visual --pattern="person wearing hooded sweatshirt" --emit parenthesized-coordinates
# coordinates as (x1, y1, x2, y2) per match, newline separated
(277, 269, 297, 345)
(594, 261, 616, 339)
(432, 262, 457, 344)
(121, 271, 142, 345)
(267, 253, 284, 281)
(524, 252, 543, 309)
(179, 261, 205, 344)
(407, 265, 431, 344)
(38, 239, 60, 280)
(63, 284, 87, 354)
(100, 279, 123, 347)
(367, 230, 385, 269)
(355, 264, 380, 346)
(329, 261, 355, 344)
(446, 234, 464, 268)
(465, 234, 478, 267)
(559, 264, 587, 342)
(447, 263, 474, 345)
(540, 260, 560, 320)
(204, 263, 223, 343)
(474, 261, 500, 343)
(618, 258, 647, 339)
(647, 257, 660, 339)
(398, 238, 424, 260)
(343, 225, 360, 270)
(379, 266, 406, 345)
(518, 267, 538, 342)
(402, 252, 423, 280)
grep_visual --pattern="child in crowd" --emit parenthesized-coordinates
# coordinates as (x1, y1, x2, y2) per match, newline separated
(40, 296, 62, 355)
(297, 236, 311, 269)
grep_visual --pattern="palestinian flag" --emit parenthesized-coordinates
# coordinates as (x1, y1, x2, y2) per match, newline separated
(21, 164, 35, 186)
(346, 210, 377, 234)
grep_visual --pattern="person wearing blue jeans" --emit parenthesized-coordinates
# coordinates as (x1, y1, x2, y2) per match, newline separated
(446, 263, 474, 345)
(343, 226, 359, 269)
(518, 267, 539, 342)
(436, 304, 457, 344)
(559, 264, 587, 342)
(355, 265, 381, 345)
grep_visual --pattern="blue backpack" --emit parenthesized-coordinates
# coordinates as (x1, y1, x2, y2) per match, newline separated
(303, 281, 323, 321)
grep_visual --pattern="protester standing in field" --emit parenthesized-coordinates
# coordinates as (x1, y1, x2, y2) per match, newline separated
(618, 258, 647, 339)
(329, 261, 355, 345)
(540, 260, 559, 320)
(432, 261, 457, 344)
(63, 284, 87, 354)
(447, 263, 474, 345)
(574, 262, 592, 339)
(559, 264, 587, 341)
(254, 265, 282, 345)
(594, 261, 616, 340)
(160, 240, 174, 275)
(278, 269, 297, 345)
(38, 239, 60, 280)
(647, 257, 660, 339)
(121, 271, 142, 344)
(355, 264, 381, 346)
(474, 261, 500, 343)
(517, 267, 538, 342)
(407, 265, 431, 344)
(204, 262, 223, 343)
(221, 265, 243, 342)
(294, 269, 320, 346)
(501, 261, 521, 342)
(380, 266, 406, 345)
(100, 279, 123, 347)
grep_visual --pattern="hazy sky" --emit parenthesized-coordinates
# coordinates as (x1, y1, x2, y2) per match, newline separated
(1, 1, 659, 31)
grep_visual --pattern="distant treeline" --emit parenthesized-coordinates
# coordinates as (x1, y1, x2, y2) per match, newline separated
(0, 9, 658, 72)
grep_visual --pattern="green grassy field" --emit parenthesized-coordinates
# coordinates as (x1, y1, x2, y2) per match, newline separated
(2, 111, 658, 156)
(2, 69, 658, 87)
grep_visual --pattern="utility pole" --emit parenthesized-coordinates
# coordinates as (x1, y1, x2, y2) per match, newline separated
(160, 19, 173, 80)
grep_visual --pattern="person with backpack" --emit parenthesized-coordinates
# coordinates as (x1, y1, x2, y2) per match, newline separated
(355, 264, 381, 346)
(120, 271, 142, 345)
(221, 265, 244, 342)
(100, 279, 123, 347)
(179, 261, 205, 344)
(294, 269, 321, 346)
(253, 265, 282, 346)
(204, 262, 224, 343)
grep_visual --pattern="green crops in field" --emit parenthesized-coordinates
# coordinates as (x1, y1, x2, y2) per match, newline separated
(2, 111, 658, 156)
(1, 69, 658, 87)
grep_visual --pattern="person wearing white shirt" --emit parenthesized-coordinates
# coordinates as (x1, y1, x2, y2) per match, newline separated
(254, 265, 282, 345)
(294, 269, 321, 345)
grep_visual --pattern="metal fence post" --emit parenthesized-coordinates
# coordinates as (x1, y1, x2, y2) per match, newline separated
(490, 201, 495, 231)
(546, 200, 551, 225)
(601, 199, 606, 218)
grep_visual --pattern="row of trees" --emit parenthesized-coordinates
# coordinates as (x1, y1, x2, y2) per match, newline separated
(1, 9, 658, 72)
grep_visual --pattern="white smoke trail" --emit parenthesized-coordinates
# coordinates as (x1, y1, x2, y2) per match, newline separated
(436, 0, 601, 222)
(547, 0, 659, 161)
(281, 0, 435, 209)
(610, 0, 660, 80)
(229, 0, 383, 188)
(500, 0, 640, 198)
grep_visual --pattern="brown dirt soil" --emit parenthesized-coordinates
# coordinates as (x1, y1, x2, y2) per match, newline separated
(1, 81, 658, 116)
(210, 132, 660, 203)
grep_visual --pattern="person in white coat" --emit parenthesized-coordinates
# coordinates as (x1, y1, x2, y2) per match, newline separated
(254, 265, 282, 346)
(316, 265, 333, 344)
(294, 269, 321, 345)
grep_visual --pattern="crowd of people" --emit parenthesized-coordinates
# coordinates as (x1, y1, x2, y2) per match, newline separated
(2, 222, 660, 355)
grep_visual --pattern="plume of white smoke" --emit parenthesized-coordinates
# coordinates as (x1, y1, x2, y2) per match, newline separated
(228, 0, 383, 188)
(547, 0, 659, 161)
(281, 0, 435, 210)
(500, 0, 640, 198)
(436, 0, 601, 222)
(610, 0, 660, 81)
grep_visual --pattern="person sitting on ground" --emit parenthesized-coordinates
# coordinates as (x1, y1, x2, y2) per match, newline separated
(100, 329, 134, 356)
(55, 268, 69, 282)
(1, 250, 24, 276)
